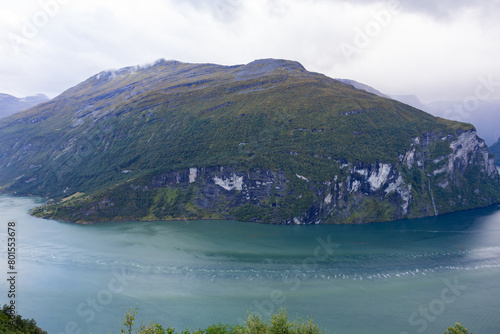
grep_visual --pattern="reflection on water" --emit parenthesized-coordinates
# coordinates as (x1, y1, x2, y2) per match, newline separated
(1, 195, 499, 334)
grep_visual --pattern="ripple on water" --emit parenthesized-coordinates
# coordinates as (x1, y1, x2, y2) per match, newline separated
(14, 243, 500, 282)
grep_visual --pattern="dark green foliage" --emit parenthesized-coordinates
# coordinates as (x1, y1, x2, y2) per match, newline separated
(194, 323, 243, 334)
(231, 203, 268, 223)
(444, 323, 472, 334)
(344, 198, 394, 224)
(428, 138, 453, 160)
(0, 305, 46, 334)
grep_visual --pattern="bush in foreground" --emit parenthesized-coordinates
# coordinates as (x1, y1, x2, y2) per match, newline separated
(444, 323, 472, 334)
(0, 305, 47, 334)
(121, 307, 324, 334)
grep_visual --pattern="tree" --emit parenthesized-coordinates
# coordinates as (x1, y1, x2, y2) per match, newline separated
(121, 305, 138, 334)
(444, 323, 472, 334)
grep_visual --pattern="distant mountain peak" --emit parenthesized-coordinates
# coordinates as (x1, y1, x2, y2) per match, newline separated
(0, 93, 49, 119)
(336, 79, 390, 98)
(91, 58, 307, 84)
(390, 94, 425, 110)
(93, 58, 178, 81)
(243, 58, 306, 71)
(234, 58, 305, 80)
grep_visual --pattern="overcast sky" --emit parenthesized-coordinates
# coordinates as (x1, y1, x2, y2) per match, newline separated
(1, 0, 499, 103)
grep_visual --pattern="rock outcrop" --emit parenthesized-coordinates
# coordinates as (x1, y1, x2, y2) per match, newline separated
(33, 129, 499, 224)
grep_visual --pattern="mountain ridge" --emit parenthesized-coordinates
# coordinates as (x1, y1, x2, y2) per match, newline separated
(490, 138, 500, 166)
(335, 79, 391, 99)
(0, 58, 498, 224)
(334, 79, 500, 146)
(0, 93, 49, 119)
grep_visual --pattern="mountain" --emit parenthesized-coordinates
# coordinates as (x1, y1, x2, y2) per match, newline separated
(0, 58, 498, 224)
(336, 79, 390, 98)
(490, 138, 500, 166)
(0, 93, 49, 119)
(423, 100, 500, 146)
(390, 94, 427, 111)
(335, 80, 500, 147)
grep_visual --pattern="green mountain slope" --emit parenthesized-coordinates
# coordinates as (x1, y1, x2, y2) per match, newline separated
(0, 59, 498, 224)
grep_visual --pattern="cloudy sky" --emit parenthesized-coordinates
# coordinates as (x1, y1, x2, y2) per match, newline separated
(1, 0, 500, 103)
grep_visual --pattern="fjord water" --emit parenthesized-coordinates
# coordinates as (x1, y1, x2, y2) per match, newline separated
(1, 195, 499, 333)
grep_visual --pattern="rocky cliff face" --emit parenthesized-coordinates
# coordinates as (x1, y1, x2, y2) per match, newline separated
(34, 129, 499, 224)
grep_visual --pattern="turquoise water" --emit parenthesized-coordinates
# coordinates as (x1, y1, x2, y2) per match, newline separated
(0, 195, 499, 333)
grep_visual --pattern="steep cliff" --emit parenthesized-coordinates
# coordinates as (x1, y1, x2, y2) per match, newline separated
(32, 129, 499, 224)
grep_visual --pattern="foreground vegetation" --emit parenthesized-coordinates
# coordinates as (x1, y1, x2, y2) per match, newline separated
(0, 305, 46, 334)
(120, 307, 472, 334)
(121, 307, 324, 334)
(444, 323, 472, 334)
(0, 304, 473, 334)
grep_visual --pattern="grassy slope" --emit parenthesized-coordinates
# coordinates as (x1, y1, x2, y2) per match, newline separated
(0, 59, 476, 223)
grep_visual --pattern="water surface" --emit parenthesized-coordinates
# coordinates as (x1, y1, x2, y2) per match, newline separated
(0, 195, 499, 333)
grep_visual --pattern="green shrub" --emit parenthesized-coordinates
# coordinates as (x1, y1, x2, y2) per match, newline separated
(0, 305, 47, 334)
(444, 323, 472, 334)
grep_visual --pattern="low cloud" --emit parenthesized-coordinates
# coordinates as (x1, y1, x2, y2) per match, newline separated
(0, 0, 498, 102)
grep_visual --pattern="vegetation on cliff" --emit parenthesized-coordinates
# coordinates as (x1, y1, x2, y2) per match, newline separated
(1, 59, 498, 224)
